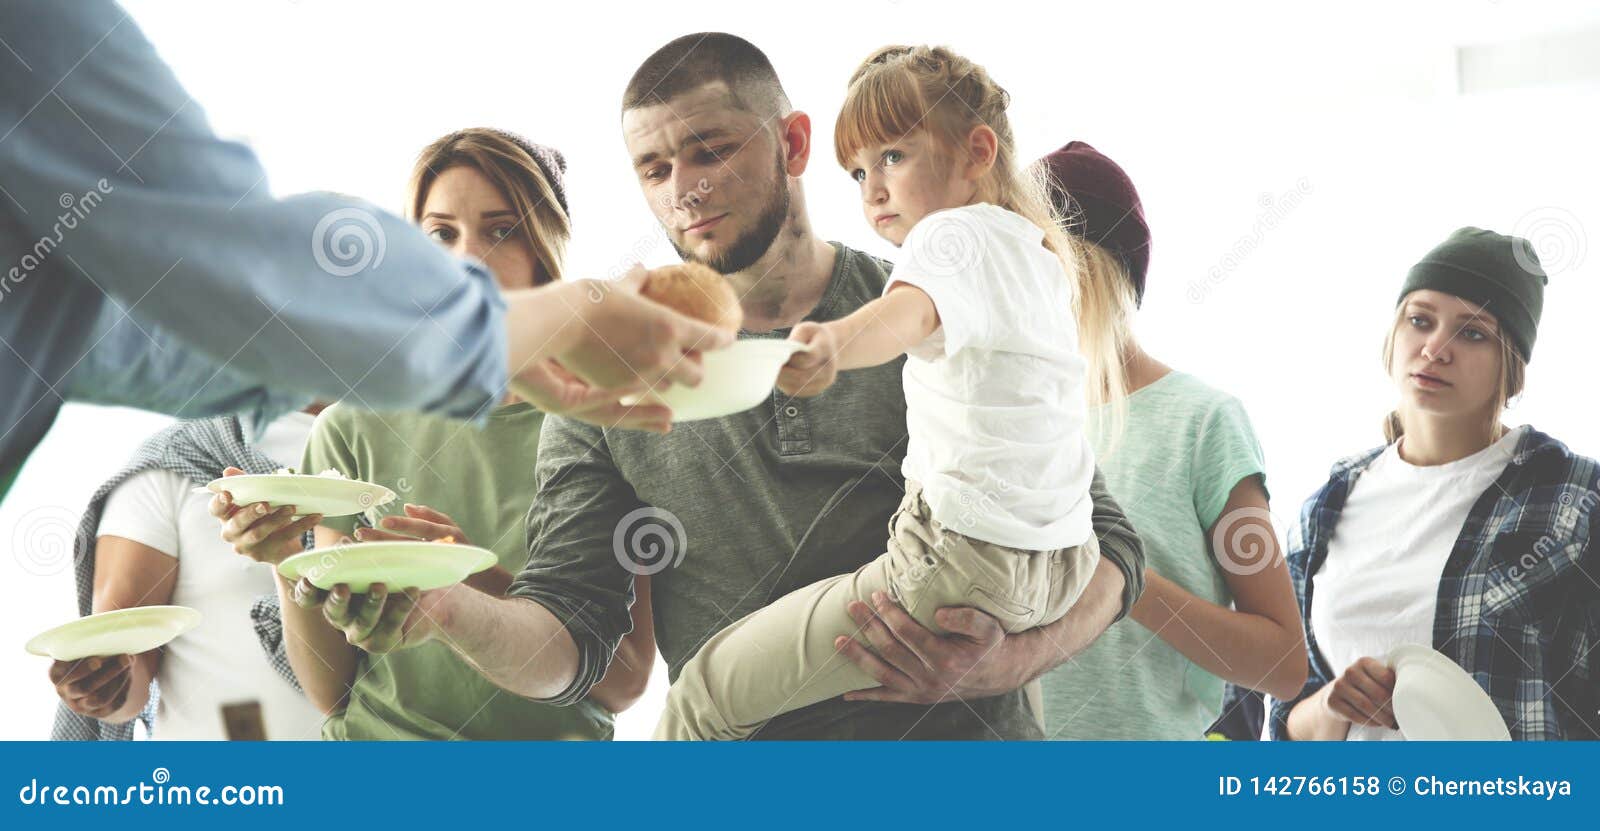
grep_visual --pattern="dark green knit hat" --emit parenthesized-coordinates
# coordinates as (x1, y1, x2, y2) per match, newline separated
(1398, 227, 1547, 361)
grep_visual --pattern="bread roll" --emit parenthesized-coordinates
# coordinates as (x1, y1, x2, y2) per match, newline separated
(640, 262, 743, 332)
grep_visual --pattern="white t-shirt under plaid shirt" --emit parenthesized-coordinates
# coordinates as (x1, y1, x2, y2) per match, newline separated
(885, 203, 1095, 551)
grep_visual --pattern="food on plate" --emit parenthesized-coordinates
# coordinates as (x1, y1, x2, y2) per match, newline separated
(640, 262, 742, 332)
(272, 467, 349, 479)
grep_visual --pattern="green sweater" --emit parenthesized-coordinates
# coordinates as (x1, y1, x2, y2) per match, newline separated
(303, 401, 613, 740)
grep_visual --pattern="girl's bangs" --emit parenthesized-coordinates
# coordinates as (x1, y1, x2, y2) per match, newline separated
(834, 65, 935, 169)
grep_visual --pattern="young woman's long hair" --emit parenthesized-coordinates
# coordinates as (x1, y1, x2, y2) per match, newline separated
(1380, 299, 1526, 444)
(406, 128, 570, 285)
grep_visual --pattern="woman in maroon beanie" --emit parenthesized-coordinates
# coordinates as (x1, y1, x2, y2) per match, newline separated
(1031, 142, 1306, 740)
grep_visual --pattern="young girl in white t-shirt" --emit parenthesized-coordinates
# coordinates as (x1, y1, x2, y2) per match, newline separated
(654, 44, 1112, 740)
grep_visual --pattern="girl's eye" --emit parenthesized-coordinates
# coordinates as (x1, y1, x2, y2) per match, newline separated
(1408, 315, 1430, 329)
(1461, 328, 1487, 342)
(851, 169, 866, 183)
(884, 149, 904, 166)
(491, 226, 516, 242)
(427, 226, 456, 243)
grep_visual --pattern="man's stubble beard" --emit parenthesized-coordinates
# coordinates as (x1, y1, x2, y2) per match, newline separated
(670, 154, 793, 318)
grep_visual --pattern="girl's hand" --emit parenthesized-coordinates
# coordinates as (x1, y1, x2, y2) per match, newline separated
(777, 322, 839, 398)
(354, 503, 470, 546)
(1319, 656, 1398, 730)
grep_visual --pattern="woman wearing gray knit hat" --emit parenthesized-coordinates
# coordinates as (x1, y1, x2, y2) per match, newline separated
(1273, 227, 1599, 741)
(211, 129, 658, 740)
(1033, 141, 1307, 741)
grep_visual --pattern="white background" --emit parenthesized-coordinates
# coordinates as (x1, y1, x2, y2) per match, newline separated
(4, 0, 1598, 740)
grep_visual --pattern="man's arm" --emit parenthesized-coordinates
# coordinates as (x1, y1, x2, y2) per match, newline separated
(462, 415, 647, 704)
(837, 466, 1145, 703)
(586, 576, 656, 713)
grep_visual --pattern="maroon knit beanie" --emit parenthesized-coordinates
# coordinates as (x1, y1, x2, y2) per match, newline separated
(485, 128, 570, 221)
(1038, 141, 1151, 306)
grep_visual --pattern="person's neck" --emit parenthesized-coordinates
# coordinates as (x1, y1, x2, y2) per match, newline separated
(1396, 410, 1504, 466)
(726, 191, 836, 333)
(1120, 342, 1172, 396)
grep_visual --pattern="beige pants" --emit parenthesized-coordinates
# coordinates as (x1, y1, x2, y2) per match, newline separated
(654, 481, 1099, 740)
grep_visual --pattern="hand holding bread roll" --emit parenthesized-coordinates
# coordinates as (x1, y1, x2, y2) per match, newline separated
(639, 262, 743, 334)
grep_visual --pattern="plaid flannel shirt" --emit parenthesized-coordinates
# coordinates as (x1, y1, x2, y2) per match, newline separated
(1270, 427, 1600, 740)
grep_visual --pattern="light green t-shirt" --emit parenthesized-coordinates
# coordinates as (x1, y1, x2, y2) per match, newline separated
(1040, 371, 1266, 740)
(302, 401, 613, 741)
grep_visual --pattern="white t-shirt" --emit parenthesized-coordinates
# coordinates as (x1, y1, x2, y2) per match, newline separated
(1311, 425, 1524, 741)
(96, 411, 325, 740)
(886, 203, 1094, 550)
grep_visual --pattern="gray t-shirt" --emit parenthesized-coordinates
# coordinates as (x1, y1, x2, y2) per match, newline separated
(511, 243, 1145, 739)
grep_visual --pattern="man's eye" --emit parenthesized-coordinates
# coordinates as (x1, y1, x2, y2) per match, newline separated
(643, 166, 668, 181)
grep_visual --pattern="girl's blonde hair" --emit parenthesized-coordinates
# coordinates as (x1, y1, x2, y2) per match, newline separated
(1380, 298, 1526, 444)
(406, 128, 570, 285)
(833, 45, 1128, 421)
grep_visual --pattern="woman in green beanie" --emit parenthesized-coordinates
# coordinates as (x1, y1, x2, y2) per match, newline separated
(1273, 227, 1599, 740)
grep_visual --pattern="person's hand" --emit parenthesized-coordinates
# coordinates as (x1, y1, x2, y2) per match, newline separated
(209, 467, 323, 565)
(833, 591, 1022, 704)
(353, 503, 468, 545)
(555, 266, 737, 395)
(49, 654, 135, 720)
(508, 357, 675, 434)
(353, 504, 511, 595)
(291, 580, 450, 654)
(776, 322, 839, 398)
(1319, 656, 1398, 730)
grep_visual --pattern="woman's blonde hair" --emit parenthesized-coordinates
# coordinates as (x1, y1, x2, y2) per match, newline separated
(1075, 241, 1139, 455)
(832, 45, 1128, 421)
(1381, 298, 1526, 444)
(406, 128, 570, 285)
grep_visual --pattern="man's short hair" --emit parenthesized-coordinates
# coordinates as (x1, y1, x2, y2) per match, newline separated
(623, 32, 791, 118)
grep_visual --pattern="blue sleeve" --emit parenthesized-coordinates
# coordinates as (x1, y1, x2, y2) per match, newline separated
(0, 1, 507, 420)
